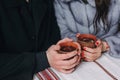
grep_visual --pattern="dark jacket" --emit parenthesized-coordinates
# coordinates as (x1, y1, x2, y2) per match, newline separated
(0, 0, 60, 80)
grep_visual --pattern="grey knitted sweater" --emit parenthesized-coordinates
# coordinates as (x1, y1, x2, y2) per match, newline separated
(54, 0, 120, 58)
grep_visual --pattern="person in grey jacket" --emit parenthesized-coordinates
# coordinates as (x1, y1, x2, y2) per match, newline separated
(54, 0, 120, 61)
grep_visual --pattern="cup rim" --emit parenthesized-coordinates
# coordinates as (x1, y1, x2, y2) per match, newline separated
(59, 41, 79, 53)
(59, 41, 78, 49)
(77, 34, 97, 41)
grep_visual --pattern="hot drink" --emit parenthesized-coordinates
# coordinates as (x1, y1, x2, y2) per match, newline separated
(59, 41, 78, 53)
(77, 34, 97, 49)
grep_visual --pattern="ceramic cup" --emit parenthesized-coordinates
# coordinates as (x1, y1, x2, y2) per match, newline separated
(59, 41, 79, 54)
(58, 41, 80, 60)
(77, 34, 97, 49)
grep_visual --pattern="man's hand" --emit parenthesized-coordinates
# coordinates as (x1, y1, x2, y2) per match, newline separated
(46, 38, 81, 74)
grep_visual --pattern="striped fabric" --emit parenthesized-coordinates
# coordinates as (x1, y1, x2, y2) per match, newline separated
(35, 68, 60, 80)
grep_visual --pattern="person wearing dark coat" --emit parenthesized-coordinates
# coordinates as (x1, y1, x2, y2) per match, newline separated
(0, 0, 81, 80)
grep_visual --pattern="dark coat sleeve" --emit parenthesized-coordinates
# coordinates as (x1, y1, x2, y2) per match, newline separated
(0, 52, 35, 80)
(0, 0, 60, 80)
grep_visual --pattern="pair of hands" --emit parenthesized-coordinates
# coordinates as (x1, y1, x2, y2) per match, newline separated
(46, 38, 109, 74)
(82, 39, 110, 61)
(46, 38, 81, 74)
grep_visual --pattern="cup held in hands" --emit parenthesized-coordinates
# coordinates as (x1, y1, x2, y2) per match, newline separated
(59, 41, 79, 54)
(77, 34, 97, 49)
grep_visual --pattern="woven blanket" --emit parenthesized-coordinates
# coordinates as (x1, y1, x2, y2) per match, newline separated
(34, 68, 60, 80)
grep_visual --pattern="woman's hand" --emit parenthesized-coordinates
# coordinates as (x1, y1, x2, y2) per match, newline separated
(46, 38, 81, 74)
(81, 39, 109, 61)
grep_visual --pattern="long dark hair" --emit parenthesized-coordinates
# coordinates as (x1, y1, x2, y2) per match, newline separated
(82, 0, 110, 33)
(94, 0, 110, 33)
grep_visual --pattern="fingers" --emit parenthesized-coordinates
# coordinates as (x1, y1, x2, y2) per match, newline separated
(47, 44, 81, 74)
(95, 39, 101, 46)
(47, 37, 107, 74)
(83, 40, 103, 53)
(76, 33, 80, 38)
(57, 50, 78, 60)
(101, 40, 110, 52)
(55, 55, 80, 74)
(47, 45, 60, 54)
(82, 40, 103, 61)
(58, 55, 80, 66)
(73, 42, 81, 55)
(57, 38, 73, 45)
(82, 50, 101, 61)
(80, 39, 102, 59)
